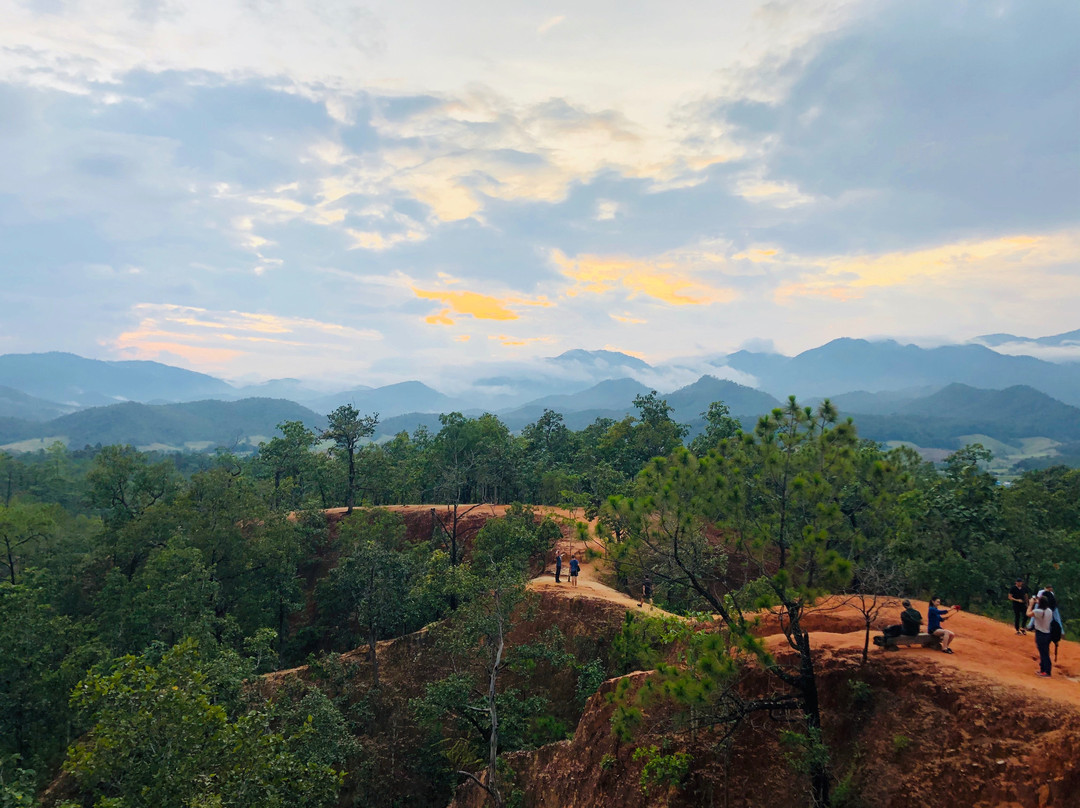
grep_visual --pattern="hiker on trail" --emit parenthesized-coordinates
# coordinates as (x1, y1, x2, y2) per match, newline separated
(927, 596, 959, 654)
(1008, 578, 1030, 635)
(1039, 584, 1065, 659)
(1028, 594, 1055, 677)
(1029, 585, 1065, 635)
(1041, 585, 1064, 630)
(569, 554, 580, 587)
(883, 599, 922, 641)
(554, 551, 563, 583)
(639, 574, 653, 607)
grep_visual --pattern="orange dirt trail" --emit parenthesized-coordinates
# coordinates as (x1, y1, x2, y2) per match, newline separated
(332, 505, 1080, 710)
(532, 510, 1080, 710)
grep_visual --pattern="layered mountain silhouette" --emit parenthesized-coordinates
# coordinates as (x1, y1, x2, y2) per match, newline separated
(2, 335, 1078, 465)
(716, 338, 1080, 405)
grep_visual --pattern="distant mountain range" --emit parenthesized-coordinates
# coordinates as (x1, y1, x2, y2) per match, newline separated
(0, 398, 325, 452)
(712, 338, 1080, 405)
(1, 333, 1079, 468)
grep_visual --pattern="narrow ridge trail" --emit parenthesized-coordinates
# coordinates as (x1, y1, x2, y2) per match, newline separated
(532, 516, 1080, 711)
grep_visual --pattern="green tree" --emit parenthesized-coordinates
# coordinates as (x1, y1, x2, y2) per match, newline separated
(688, 400, 742, 456)
(256, 420, 318, 510)
(0, 577, 95, 789)
(85, 446, 181, 579)
(0, 501, 56, 585)
(63, 638, 342, 808)
(609, 398, 893, 807)
(321, 405, 379, 514)
(327, 509, 416, 686)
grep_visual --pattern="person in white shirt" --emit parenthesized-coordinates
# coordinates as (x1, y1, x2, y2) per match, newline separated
(1027, 594, 1055, 677)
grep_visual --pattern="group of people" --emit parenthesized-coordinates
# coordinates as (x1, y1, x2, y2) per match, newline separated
(887, 596, 960, 653)
(1008, 578, 1065, 677)
(552, 550, 580, 587)
(886, 577, 1066, 677)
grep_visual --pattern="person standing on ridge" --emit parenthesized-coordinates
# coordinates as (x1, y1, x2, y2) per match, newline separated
(554, 550, 563, 583)
(569, 554, 580, 588)
(639, 574, 653, 607)
(1008, 578, 1030, 635)
(1028, 593, 1055, 677)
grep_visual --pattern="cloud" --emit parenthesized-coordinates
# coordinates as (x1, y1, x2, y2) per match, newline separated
(412, 285, 552, 325)
(109, 303, 382, 377)
(537, 15, 566, 35)
(489, 334, 557, 347)
(551, 248, 738, 305)
(709, 0, 1080, 248)
(774, 230, 1080, 302)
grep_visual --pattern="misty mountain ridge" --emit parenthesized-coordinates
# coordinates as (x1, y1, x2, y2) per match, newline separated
(2, 331, 1079, 425)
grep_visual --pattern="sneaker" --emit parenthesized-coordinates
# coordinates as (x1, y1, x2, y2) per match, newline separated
(942, 648, 954, 654)
(1037, 672, 1051, 678)
(1016, 630, 1021, 635)
(1021, 629, 1027, 635)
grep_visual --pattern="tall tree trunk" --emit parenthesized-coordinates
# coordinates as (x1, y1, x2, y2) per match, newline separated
(796, 628, 831, 808)
(486, 603, 506, 808)
(346, 448, 356, 514)
(369, 622, 380, 688)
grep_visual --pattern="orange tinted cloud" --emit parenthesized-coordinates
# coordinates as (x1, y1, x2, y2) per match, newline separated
(774, 231, 1080, 302)
(111, 304, 381, 370)
(488, 335, 556, 347)
(413, 287, 552, 325)
(551, 249, 735, 305)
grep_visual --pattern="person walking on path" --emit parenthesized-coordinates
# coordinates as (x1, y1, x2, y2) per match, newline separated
(639, 574, 653, 607)
(928, 596, 959, 653)
(1008, 578, 1030, 635)
(569, 554, 580, 587)
(554, 551, 563, 583)
(1028, 593, 1056, 677)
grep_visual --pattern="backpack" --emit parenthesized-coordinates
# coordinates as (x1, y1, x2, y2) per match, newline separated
(1050, 619, 1063, 644)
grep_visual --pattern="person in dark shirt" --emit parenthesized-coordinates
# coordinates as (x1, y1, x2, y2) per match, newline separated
(900, 599, 923, 636)
(1008, 578, 1030, 635)
(881, 599, 922, 642)
(928, 596, 959, 654)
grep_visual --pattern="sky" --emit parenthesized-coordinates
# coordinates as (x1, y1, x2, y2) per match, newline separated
(0, 0, 1077, 387)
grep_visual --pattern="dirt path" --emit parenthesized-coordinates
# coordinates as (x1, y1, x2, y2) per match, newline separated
(531, 521, 1080, 710)
(792, 598, 1080, 707)
(328, 505, 1080, 710)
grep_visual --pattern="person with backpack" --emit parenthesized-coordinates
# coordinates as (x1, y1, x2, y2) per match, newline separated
(568, 554, 580, 587)
(1028, 593, 1056, 677)
(881, 599, 922, 642)
(1040, 584, 1065, 660)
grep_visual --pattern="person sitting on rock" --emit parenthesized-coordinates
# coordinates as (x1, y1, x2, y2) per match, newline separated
(927, 596, 959, 654)
(900, 599, 922, 636)
(881, 599, 921, 641)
